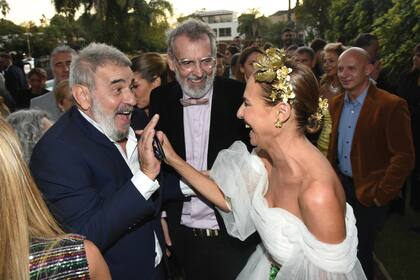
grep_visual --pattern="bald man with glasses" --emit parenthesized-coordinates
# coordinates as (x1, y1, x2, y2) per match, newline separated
(149, 19, 258, 280)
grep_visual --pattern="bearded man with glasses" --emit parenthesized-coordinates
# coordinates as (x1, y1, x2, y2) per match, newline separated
(150, 19, 259, 280)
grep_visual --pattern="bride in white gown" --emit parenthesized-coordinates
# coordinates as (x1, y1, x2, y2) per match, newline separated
(157, 48, 366, 280)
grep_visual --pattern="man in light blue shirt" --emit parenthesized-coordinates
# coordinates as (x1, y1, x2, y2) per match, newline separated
(337, 87, 368, 177)
(328, 47, 414, 280)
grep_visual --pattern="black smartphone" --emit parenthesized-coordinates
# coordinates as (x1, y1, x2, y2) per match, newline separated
(152, 135, 165, 161)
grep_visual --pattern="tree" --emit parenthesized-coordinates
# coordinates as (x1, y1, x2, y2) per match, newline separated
(326, 0, 393, 43)
(295, 0, 332, 40)
(0, 19, 25, 54)
(52, 0, 173, 52)
(0, 18, 24, 35)
(237, 9, 270, 41)
(52, 15, 84, 44)
(372, 0, 420, 83)
(128, 0, 173, 51)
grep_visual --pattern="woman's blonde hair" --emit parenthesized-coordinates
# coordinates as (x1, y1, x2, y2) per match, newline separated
(320, 42, 347, 88)
(0, 117, 64, 280)
(0, 96, 10, 118)
(53, 79, 73, 111)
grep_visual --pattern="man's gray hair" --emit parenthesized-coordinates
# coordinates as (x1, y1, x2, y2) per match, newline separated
(69, 43, 131, 91)
(6, 109, 51, 163)
(50, 45, 77, 69)
(167, 19, 217, 58)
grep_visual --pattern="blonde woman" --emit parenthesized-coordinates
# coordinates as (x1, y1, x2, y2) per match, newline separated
(0, 117, 111, 280)
(319, 43, 347, 103)
(53, 79, 74, 112)
(317, 43, 347, 155)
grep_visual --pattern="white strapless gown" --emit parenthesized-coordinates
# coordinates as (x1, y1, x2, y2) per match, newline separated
(210, 141, 367, 280)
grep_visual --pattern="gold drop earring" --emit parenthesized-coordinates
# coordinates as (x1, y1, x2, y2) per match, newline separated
(274, 118, 282, 128)
(274, 111, 282, 128)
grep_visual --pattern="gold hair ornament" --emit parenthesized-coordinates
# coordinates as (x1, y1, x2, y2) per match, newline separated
(253, 48, 295, 104)
(312, 97, 329, 122)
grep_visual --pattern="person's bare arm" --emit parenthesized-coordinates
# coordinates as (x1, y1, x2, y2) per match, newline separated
(299, 182, 346, 244)
(160, 217, 172, 256)
(160, 132, 230, 212)
(84, 240, 112, 280)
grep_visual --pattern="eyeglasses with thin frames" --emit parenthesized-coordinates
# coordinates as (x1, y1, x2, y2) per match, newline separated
(173, 55, 216, 72)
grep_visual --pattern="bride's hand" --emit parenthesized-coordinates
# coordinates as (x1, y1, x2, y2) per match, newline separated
(158, 132, 180, 165)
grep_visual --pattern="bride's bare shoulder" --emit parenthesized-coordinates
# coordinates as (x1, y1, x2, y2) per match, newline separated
(298, 178, 346, 243)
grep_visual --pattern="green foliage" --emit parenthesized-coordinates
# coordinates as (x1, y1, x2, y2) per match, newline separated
(237, 10, 270, 41)
(297, 0, 392, 43)
(323, 0, 417, 82)
(326, 0, 393, 43)
(327, 0, 355, 43)
(0, 19, 26, 55)
(0, 14, 84, 57)
(1, 0, 417, 86)
(295, 0, 416, 83)
(373, 0, 420, 82)
(48, 15, 85, 47)
(0, 18, 24, 35)
(52, 0, 173, 52)
(295, 0, 331, 40)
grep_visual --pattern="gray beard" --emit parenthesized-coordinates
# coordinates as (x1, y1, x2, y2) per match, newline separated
(91, 100, 129, 142)
(175, 68, 216, 98)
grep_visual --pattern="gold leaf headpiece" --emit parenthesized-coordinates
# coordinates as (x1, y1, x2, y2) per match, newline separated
(312, 97, 329, 122)
(254, 48, 295, 104)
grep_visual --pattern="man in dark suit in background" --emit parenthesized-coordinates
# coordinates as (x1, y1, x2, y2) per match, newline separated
(0, 52, 28, 109)
(328, 47, 414, 280)
(30, 42, 183, 280)
(150, 19, 257, 280)
(30, 45, 76, 121)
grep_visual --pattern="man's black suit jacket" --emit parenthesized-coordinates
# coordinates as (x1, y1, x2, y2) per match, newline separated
(149, 77, 257, 260)
(30, 106, 183, 279)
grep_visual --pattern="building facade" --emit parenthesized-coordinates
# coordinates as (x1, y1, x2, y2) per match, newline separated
(194, 10, 239, 42)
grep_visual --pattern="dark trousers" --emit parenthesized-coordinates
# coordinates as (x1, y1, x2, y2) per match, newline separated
(152, 263, 166, 280)
(169, 224, 256, 280)
(339, 174, 388, 280)
(410, 167, 420, 210)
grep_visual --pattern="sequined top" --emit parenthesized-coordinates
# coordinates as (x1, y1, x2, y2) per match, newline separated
(316, 108, 332, 156)
(29, 234, 90, 279)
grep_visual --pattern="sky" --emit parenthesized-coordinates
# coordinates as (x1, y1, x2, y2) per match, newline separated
(4, 0, 297, 25)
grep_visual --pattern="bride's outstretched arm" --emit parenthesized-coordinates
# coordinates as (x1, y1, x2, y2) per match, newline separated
(159, 132, 231, 212)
